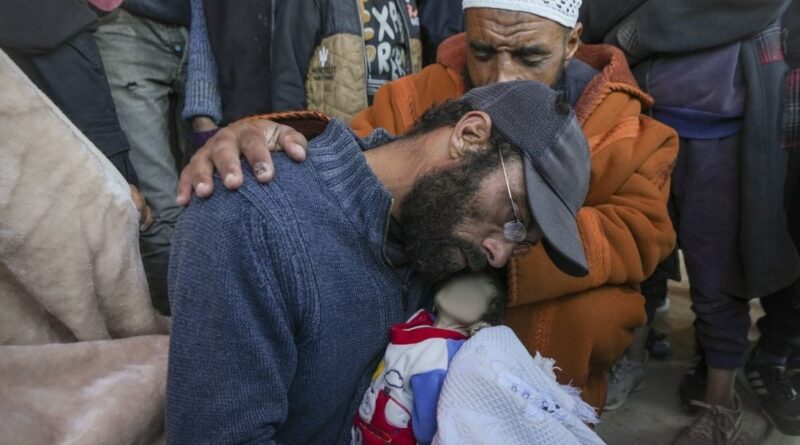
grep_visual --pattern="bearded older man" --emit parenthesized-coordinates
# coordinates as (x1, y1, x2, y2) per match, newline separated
(177, 0, 678, 409)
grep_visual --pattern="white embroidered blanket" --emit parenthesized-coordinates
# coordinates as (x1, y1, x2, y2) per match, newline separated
(434, 326, 606, 445)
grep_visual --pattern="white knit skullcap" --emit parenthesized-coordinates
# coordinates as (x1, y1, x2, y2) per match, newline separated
(463, 0, 582, 28)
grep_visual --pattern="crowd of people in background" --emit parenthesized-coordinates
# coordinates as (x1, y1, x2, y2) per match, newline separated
(1, 0, 800, 444)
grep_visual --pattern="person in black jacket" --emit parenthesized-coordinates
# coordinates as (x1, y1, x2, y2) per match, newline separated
(0, 0, 152, 231)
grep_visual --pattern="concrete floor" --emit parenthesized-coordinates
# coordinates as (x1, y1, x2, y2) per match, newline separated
(595, 274, 800, 445)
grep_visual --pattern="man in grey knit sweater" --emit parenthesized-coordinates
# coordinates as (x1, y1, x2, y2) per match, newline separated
(168, 81, 590, 444)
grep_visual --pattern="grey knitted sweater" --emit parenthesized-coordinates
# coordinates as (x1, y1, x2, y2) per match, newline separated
(167, 121, 429, 444)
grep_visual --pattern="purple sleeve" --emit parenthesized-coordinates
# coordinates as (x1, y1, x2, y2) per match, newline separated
(410, 370, 446, 445)
(409, 339, 465, 444)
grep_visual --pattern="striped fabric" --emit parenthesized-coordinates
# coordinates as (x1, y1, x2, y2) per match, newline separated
(755, 25, 785, 65)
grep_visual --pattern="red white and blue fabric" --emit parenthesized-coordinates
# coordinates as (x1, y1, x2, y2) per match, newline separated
(352, 310, 467, 445)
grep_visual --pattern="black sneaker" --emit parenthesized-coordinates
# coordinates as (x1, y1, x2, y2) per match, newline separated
(740, 354, 800, 436)
(679, 353, 708, 415)
(647, 328, 673, 359)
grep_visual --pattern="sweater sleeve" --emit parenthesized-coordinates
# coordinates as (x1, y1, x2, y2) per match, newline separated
(166, 187, 298, 444)
(510, 95, 679, 305)
(182, 0, 222, 123)
(270, 0, 320, 112)
(410, 370, 446, 444)
(408, 338, 464, 444)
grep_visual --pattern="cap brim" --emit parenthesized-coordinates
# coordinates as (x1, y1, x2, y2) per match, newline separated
(523, 156, 589, 277)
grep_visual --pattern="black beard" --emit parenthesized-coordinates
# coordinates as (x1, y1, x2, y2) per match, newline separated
(399, 151, 499, 281)
(551, 65, 567, 93)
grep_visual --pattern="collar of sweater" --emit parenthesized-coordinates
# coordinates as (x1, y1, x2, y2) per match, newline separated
(307, 119, 405, 267)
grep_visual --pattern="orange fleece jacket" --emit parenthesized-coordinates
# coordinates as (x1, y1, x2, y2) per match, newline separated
(351, 34, 678, 308)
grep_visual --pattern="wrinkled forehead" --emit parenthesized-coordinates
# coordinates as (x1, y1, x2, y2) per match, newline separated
(465, 8, 565, 47)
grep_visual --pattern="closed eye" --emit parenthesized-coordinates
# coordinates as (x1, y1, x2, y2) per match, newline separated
(512, 46, 551, 68)
(517, 57, 547, 68)
(469, 42, 496, 61)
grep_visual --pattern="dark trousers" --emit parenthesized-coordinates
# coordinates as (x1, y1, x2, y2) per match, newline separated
(6, 29, 138, 185)
(642, 249, 680, 324)
(662, 137, 800, 368)
(672, 135, 752, 369)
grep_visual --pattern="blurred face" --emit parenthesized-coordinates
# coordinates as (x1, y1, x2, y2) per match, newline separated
(400, 149, 542, 281)
(465, 8, 582, 88)
(434, 274, 496, 325)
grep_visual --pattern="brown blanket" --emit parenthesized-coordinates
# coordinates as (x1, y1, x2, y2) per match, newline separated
(0, 336, 169, 445)
(0, 48, 170, 444)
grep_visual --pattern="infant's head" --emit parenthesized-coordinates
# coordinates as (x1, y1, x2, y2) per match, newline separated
(433, 270, 506, 336)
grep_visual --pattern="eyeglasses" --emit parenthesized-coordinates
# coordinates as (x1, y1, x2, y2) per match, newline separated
(498, 150, 528, 243)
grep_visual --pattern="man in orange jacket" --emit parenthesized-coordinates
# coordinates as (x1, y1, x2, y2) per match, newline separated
(177, 0, 678, 409)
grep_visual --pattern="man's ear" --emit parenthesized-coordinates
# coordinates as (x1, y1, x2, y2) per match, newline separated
(564, 23, 582, 65)
(449, 111, 492, 159)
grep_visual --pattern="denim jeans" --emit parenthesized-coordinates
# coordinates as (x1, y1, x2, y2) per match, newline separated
(95, 8, 190, 314)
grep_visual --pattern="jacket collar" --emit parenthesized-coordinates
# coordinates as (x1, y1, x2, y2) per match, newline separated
(307, 120, 402, 267)
(571, 44, 654, 124)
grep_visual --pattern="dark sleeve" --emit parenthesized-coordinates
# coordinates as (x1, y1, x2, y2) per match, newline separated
(418, 0, 464, 65)
(122, 0, 191, 27)
(613, 0, 788, 58)
(204, 0, 275, 122)
(167, 189, 298, 444)
(0, 0, 96, 54)
(6, 29, 140, 185)
(577, 0, 646, 44)
(270, 0, 321, 112)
